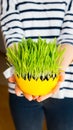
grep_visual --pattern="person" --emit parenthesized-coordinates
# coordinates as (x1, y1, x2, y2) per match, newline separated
(0, 0, 73, 130)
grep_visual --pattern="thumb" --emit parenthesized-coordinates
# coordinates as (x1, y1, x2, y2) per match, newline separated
(52, 72, 65, 94)
(15, 84, 23, 96)
(58, 72, 65, 82)
(8, 75, 16, 82)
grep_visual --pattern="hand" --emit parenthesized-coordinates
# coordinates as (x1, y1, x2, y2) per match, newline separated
(36, 43, 73, 102)
(15, 84, 39, 101)
(36, 72, 65, 102)
(8, 72, 65, 102)
(8, 75, 38, 101)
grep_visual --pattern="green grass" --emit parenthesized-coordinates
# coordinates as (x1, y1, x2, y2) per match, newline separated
(6, 37, 65, 80)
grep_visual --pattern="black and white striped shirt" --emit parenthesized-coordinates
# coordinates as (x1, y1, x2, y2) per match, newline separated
(0, 0, 73, 98)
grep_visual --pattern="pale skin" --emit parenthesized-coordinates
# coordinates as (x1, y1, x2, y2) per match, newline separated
(8, 44, 73, 102)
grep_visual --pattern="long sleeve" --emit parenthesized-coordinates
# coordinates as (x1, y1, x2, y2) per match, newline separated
(0, 0, 24, 47)
(57, 0, 73, 45)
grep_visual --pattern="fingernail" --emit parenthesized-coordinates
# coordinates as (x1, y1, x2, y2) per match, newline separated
(28, 97, 33, 101)
(36, 99, 41, 102)
(16, 92, 21, 96)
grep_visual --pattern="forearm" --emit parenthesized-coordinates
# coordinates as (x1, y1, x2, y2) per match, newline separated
(60, 44, 73, 71)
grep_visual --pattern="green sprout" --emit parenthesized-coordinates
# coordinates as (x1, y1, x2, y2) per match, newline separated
(6, 37, 65, 80)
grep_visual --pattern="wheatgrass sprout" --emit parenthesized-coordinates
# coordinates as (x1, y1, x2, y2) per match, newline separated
(6, 37, 65, 80)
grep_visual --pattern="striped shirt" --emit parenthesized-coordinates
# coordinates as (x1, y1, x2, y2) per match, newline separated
(0, 0, 73, 98)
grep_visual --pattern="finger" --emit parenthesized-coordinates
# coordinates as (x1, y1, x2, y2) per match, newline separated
(52, 72, 65, 93)
(36, 82, 61, 102)
(51, 82, 61, 94)
(36, 73, 65, 102)
(15, 85, 23, 96)
(23, 93, 34, 101)
(51, 72, 65, 94)
(15, 85, 34, 101)
(32, 96, 39, 100)
(58, 72, 65, 82)
(8, 75, 16, 83)
(36, 93, 52, 102)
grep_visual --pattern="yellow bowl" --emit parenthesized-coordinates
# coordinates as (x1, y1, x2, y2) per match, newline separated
(15, 75, 59, 96)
